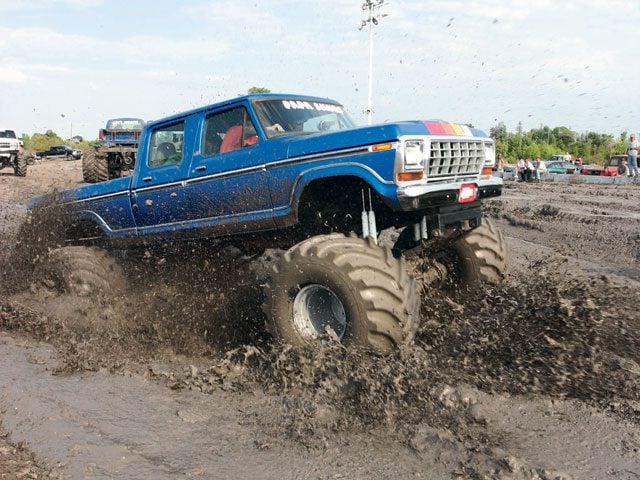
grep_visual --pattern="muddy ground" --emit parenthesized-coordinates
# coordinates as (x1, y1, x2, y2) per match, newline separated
(0, 159, 639, 479)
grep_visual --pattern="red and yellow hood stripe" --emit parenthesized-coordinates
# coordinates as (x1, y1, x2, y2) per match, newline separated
(422, 121, 474, 137)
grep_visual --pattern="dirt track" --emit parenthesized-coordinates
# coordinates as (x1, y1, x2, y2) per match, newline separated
(1, 159, 639, 479)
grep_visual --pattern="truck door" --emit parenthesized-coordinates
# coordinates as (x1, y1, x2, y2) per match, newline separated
(181, 104, 274, 235)
(131, 118, 194, 234)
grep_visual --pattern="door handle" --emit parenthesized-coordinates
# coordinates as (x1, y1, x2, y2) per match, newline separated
(142, 176, 153, 182)
(195, 165, 206, 172)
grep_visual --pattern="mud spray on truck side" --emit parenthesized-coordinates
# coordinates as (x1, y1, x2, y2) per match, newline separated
(21, 93, 506, 352)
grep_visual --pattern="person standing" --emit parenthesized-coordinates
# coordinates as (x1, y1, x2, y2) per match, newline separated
(627, 133, 639, 177)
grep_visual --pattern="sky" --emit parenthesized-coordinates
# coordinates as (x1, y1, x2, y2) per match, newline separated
(0, 0, 638, 140)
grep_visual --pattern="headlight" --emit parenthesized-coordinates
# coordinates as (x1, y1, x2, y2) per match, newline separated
(404, 139, 426, 170)
(484, 141, 495, 165)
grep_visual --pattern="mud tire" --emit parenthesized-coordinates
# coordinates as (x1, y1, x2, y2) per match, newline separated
(264, 233, 420, 352)
(13, 156, 27, 177)
(36, 246, 127, 296)
(449, 219, 507, 285)
(82, 149, 109, 183)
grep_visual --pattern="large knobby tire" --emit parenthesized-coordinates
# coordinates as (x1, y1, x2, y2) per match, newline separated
(36, 246, 127, 296)
(82, 149, 109, 183)
(263, 233, 420, 353)
(13, 156, 27, 177)
(449, 219, 507, 285)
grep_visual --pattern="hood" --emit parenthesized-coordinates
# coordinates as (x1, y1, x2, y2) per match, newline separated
(284, 120, 489, 158)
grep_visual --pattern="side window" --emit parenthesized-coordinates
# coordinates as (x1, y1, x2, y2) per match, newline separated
(202, 106, 258, 157)
(149, 121, 185, 167)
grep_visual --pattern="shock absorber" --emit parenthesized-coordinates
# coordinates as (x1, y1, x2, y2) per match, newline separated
(361, 189, 378, 245)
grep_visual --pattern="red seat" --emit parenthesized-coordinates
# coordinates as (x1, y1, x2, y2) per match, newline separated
(220, 125, 242, 153)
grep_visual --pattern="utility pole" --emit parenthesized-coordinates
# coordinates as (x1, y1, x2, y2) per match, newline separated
(358, 0, 387, 125)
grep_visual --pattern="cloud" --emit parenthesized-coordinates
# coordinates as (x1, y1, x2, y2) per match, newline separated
(0, 27, 229, 75)
(0, 66, 28, 84)
(0, 0, 102, 12)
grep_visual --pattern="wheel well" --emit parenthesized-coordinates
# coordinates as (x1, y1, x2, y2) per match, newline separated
(64, 219, 107, 245)
(295, 176, 395, 235)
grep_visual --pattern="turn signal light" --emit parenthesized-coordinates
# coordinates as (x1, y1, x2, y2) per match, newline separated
(481, 166, 493, 175)
(459, 183, 477, 203)
(396, 171, 424, 182)
(372, 143, 393, 152)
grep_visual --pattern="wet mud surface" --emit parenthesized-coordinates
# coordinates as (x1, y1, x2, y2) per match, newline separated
(1, 160, 640, 479)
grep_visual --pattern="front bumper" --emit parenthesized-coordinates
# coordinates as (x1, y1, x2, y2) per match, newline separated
(396, 176, 502, 211)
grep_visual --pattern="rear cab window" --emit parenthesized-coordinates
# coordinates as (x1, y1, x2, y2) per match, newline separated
(201, 106, 258, 157)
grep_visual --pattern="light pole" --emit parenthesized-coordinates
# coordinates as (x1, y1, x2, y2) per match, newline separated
(359, 0, 387, 125)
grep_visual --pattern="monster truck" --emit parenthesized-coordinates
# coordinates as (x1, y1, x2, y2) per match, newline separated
(82, 117, 145, 183)
(27, 93, 506, 352)
(0, 129, 27, 177)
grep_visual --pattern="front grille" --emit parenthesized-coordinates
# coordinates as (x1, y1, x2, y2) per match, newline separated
(426, 140, 485, 183)
(0, 142, 10, 148)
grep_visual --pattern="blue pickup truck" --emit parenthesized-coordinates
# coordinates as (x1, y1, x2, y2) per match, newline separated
(29, 93, 506, 352)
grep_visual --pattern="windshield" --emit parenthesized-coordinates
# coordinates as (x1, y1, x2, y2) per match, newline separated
(106, 119, 145, 130)
(252, 99, 355, 138)
(0, 130, 17, 139)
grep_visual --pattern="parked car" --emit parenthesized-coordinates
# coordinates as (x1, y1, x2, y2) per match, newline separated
(602, 155, 627, 176)
(546, 161, 577, 174)
(580, 163, 604, 175)
(37, 145, 82, 160)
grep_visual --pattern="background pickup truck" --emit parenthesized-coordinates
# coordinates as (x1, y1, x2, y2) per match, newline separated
(82, 117, 145, 183)
(28, 93, 506, 353)
(36, 145, 82, 160)
(0, 129, 26, 176)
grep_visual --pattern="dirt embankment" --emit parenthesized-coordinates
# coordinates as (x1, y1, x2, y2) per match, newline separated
(1, 160, 639, 479)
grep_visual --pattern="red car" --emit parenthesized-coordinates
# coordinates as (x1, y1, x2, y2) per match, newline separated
(601, 155, 627, 176)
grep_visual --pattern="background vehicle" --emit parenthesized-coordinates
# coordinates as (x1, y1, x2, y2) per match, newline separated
(549, 154, 572, 162)
(28, 93, 506, 353)
(602, 155, 627, 176)
(547, 161, 577, 174)
(0, 129, 26, 176)
(580, 163, 603, 175)
(36, 145, 82, 160)
(82, 117, 145, 183)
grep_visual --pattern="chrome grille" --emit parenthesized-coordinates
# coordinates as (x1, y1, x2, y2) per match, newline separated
(0, 142, 10, 148)
(426, 140, 485, 183)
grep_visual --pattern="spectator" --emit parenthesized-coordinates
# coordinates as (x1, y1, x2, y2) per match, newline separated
(517, 157, 526, 182)
(627, 133, 639, 177)
(497, 154, 505, 172)
(618, 158, 630, 176)
(535, 157, 547, 180)
(525, 158, 535, 182)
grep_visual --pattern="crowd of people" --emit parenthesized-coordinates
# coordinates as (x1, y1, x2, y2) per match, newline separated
(495, 133, 640, 182)
(497, 155, 549, 182)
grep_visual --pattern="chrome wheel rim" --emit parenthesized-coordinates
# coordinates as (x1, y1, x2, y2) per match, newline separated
(292, 284, 347, 340)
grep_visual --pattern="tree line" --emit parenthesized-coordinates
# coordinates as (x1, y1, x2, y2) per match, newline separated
(490, 122, 628, 165)
(20, 130, 96, 153)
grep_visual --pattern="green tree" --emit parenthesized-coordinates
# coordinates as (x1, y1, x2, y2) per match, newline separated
(247, 86, 271, 94)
